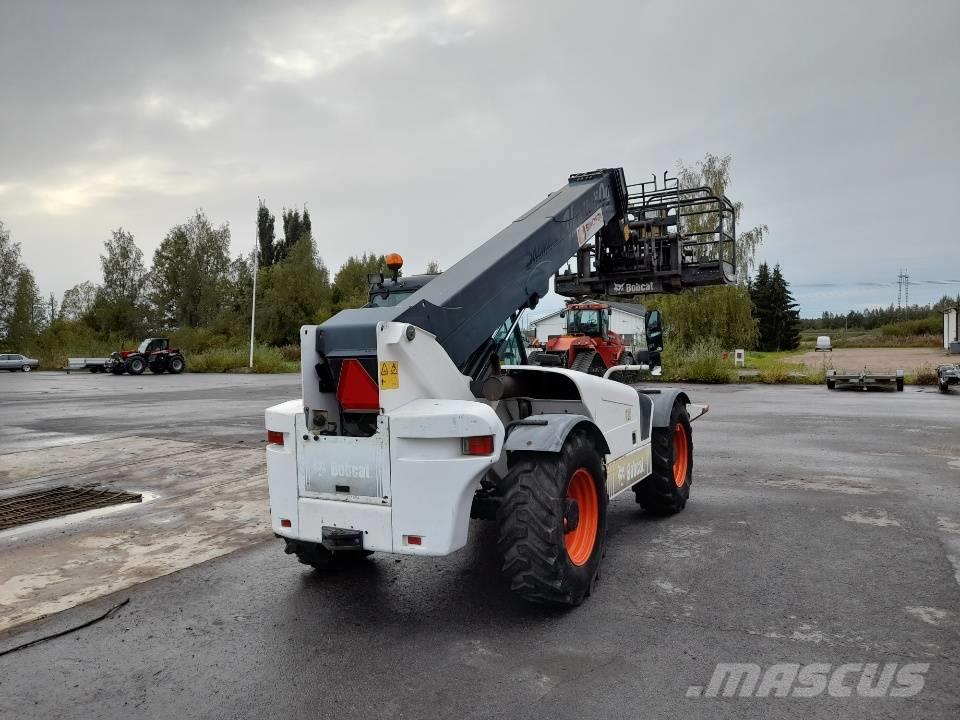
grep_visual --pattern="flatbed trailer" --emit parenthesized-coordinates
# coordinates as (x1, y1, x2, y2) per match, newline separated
(65, 357, 110, 373)
(827, 368, 904, 392)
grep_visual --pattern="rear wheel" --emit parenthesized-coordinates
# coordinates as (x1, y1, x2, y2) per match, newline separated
(497, 431, 607, 606)
(940, 380, 950, 394)
(634, 399, 692, 516)
(826, 379, 835, 390)
(896, 378, 904, 392)
(128, 357, 145, 375)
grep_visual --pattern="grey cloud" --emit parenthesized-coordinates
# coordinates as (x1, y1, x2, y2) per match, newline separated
(1, 0, 958, 314)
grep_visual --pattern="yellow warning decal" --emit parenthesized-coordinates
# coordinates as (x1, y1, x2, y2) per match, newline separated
(379, 361, 399, 389)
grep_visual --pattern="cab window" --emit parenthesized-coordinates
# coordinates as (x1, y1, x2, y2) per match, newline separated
(493, 318, 525, 366)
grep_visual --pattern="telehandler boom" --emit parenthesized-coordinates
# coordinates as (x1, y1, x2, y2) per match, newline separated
(266, 168, 734, 605)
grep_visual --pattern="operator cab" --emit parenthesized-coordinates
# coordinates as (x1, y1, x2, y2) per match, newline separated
(138, 338, 169, 354)
(563, 304, 610, 339)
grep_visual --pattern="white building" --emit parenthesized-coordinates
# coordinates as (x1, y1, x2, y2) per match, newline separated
(945, 307, 959, 351)
(529, 301, 647, 350)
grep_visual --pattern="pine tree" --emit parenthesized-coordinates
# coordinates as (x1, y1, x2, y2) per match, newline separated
(770, 264, 801, 350)
(256, 200, 276, 267)
(750, 262, 776, 350)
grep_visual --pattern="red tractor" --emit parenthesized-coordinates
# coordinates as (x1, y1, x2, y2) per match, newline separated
(109, 338, 186, 375)
(533, 301, 662, 375)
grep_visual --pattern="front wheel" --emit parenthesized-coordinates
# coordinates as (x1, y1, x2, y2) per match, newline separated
(896, 378, 904, 392)
(497, 431, 608, 606)
(128, 357, 145, 375)
(634, 399, 692, 515)
(168, 356, 185, 374)
(22, 365, 31, 372)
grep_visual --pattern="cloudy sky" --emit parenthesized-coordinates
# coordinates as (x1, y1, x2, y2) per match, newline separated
(1, 0, 958, 317)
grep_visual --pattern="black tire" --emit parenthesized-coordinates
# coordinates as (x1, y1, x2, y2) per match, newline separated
(497, 431, 608, 606)
(896, 378, 904, 392)
(826, 379, 835, 390)
(111, 366, 124, 375)
(622, 353, 635, 366)
(168, 355, 185, 374)
(939, 381, 950, 394)
(128, 357, 145, 375)
(21, 365, 31, 372)
(634, 400, 692, 516)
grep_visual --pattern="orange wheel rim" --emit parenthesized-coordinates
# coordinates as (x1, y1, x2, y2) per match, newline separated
(564, 468, 598, 566)
(673, 423, 689, 487)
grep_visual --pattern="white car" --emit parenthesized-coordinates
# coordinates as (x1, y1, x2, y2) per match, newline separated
(0, 353, 39, 372)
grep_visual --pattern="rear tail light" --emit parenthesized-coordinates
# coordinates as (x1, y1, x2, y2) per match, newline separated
(267, 430, 284, 446)
(404, 535, 422, 546)
(280, 518, 292, 528)
(336, 359, 380, 412)
(463, 435, 495, 456)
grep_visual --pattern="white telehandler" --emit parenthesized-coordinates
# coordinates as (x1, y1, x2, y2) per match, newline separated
(266, 168, 736, 605)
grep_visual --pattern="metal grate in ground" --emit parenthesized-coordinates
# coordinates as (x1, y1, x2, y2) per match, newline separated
(0, 486, 142, 531)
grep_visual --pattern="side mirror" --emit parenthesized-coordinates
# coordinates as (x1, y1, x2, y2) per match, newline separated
(559, 310, 565, 319)
(606, 307, 613, 316)
(646, 309, 663, 353)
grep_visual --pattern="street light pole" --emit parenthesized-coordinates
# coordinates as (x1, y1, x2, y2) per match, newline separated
(249, 230, 258, 369)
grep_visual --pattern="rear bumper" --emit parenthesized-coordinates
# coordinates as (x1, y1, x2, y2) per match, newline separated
(266, 398, 504, 557)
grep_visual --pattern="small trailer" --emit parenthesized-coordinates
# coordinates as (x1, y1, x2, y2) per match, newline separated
(826, 368, 904, 392)
(937, 364, 960, 393)
(66, 357, 110, 374)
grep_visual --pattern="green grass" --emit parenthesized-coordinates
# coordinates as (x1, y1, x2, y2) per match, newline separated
(798, 328, 940, 349)
(188, 346, 298, 373)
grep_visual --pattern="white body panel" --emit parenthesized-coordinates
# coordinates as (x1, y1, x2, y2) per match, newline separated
(267, 322, 653, 558)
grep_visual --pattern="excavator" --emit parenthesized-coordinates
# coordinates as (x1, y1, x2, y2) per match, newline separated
(265, 168, 736, 605)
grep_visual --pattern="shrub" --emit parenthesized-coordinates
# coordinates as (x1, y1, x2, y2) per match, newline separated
(169, 326, 233, 354)
(758, 363, 791, 384)
(879, 317, 941, 337)
(278, 344, 301, 361)
(912, 365, 938, 385)
(662, 339, 735, 383)
(188, 345, 295, 373)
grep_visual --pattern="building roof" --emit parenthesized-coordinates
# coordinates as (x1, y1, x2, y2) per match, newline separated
(530, 300, 647, 326)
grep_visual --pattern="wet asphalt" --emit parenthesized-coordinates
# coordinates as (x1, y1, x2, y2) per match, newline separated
(0, 372, 958, 719)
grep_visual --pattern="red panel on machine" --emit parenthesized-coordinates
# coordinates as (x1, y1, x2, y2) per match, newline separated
(336, 359, 380, 412)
